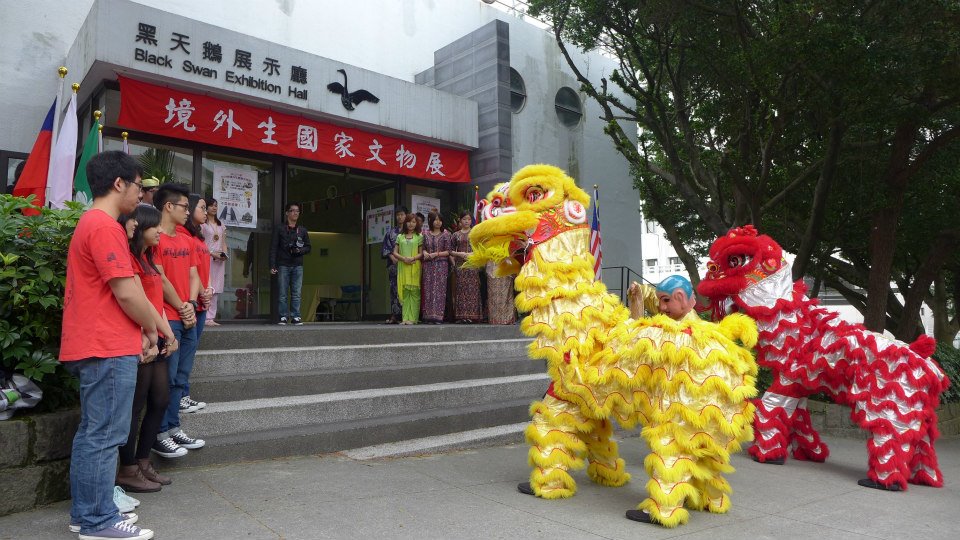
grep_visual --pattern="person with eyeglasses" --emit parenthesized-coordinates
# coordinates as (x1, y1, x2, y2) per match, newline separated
(60, 151, 158, 540)
(150, 183, 206, 460)
(269, 202, 311, 325)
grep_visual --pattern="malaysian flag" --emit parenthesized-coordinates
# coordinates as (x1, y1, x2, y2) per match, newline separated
(590, 185, 602, 281)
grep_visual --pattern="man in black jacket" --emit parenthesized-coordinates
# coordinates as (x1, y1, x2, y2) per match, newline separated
(270, 203, 312, 325)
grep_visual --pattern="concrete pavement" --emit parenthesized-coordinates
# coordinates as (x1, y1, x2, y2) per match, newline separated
(2, 433, 958, 539)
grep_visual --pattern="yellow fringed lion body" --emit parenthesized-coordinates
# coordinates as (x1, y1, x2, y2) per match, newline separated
(468, 165, 758, 527)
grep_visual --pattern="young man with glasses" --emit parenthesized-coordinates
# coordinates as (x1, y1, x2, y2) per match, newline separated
(270, 202, 311, 325)
(151, 183, 206, 458)
(61, 151, 157, 539)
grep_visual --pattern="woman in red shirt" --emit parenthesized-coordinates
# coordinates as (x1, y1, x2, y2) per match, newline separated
(179, 194, 212, 413)
(117, 205, 179, 492)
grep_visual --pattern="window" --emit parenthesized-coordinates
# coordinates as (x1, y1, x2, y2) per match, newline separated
(645, 220, 656, 233)
(554, 87, 582, 127)
(1, 151, 28, 194)
(669, 257, 681, 266)
(645, 259, 658, 268)
(509, 68, 526, 113)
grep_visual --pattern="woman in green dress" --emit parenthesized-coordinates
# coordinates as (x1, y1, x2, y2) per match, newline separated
(392, 213, 424, 324)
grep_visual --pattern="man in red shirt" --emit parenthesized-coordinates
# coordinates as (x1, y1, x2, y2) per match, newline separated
(151, 183, 206, 458)
(60, 151, 157, 540)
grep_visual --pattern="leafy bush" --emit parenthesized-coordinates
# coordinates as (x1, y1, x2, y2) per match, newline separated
(0, 195, 83, 412)
(934, 344, 960, 404)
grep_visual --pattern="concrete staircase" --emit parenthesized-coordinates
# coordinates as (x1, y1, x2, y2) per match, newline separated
(168, 324, 544, 467)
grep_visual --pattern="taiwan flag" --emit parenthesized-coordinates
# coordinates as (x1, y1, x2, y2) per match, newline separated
(12, 101, 56, 215)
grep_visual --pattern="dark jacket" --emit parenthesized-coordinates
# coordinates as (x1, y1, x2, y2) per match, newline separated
(270, 223, 312, 268)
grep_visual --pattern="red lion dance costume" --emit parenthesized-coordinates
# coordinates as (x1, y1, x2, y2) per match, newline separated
(697, 225, 949, 491)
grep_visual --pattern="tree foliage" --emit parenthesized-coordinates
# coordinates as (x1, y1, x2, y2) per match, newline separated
(528, 0, 960, 340)
(0, 195, 82, 411)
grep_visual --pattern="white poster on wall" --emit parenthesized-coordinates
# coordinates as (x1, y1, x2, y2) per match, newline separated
(213, 166, 258, 229)
(411, 195, 441, 219)
(366, 205, 394, 245)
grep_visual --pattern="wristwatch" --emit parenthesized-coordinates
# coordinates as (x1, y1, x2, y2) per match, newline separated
(188, 300, 199, 310)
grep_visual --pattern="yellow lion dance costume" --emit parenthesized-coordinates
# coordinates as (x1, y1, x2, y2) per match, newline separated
(467, 165, 758, 527)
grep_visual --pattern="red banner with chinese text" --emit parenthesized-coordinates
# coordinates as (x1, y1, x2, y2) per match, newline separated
(117, 76, 471, 183)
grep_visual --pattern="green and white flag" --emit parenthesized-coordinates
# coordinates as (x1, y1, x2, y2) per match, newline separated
(72, 121, 98, 206)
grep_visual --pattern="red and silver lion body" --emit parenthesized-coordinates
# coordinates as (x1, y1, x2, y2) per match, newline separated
(698, 225, 949, 490)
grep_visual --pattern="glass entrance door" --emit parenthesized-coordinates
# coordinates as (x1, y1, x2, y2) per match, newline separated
(287, 165, 391, 321)
(362, 184, 397, 320)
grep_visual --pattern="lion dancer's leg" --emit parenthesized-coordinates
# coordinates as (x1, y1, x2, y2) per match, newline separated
(908, 415, 943, 487)
(860, 428, 911, 491)
(750, 379, 817, 464)
(629, 424, 700, 528)
(582, 417, 630, 487)
(690, 454, 735, 515)
(520, 392, 588, 499)
(789, 398, 830, 462)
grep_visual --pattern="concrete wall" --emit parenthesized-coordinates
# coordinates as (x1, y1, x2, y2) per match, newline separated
(0, 0, 642, 273)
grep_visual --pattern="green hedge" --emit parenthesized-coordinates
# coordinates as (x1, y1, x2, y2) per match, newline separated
(934, 344, 960, 404)
(0, 195, 82, 412)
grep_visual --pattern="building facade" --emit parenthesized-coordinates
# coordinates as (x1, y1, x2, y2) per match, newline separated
(0, 0, 640, 321)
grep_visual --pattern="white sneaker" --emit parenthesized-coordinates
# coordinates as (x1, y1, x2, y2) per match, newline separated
(69, 512, 137, 533)
(183, 395, 207, 411)
(78, 519, 153, 540)
(113, 486, 139, 513)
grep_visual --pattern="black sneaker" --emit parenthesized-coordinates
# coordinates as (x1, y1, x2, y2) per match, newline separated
(151, 437, 187, 458)
(171, 430, 206, 450)
(278, 316, 288, 325)
(292, 317, 303, 325)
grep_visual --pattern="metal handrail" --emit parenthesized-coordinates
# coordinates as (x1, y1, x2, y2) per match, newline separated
(601, 266, 652, 305)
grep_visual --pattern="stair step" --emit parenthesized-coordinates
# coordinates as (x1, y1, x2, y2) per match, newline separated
(189, 356, 545, 401)
(191, 339, 531, 377)
(180, 374, 549, 437)
(198, 323, 525, 350)
(343, 422, 528, 460)
(161, 399, 533, 468)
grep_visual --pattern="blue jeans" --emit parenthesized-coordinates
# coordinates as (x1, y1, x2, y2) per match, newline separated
(161, 319, 198, 435)
(64, 356, 138, 534)
(184, 310, 206, 398)
(278, 265, 303, 318)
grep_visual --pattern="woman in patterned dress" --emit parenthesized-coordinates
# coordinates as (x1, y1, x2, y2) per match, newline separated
(450, 211, 482, 323)
(421, 210, 451, 323)
(485, 261, 516, 324)
(393, 214, 424, 324)
(200, 197, 227, 325)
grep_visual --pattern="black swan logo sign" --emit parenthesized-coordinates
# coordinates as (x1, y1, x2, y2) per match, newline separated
(327, 69, 380, 111)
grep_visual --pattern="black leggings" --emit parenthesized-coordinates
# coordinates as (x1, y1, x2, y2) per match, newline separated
(119, 359, 170, 465)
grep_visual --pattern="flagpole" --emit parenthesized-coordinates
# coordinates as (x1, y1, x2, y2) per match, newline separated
(121, 131, 129, 154)
(95, 110, 103, 153)
(50, 67, 67, 158)
(46, 66, 67, 205)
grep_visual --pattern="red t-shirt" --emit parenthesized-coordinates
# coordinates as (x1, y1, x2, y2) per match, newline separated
(155, 226, 198, 321)
(60, 209, 141, 361)
(193, 234, 211, 312)
(132, 256, 164, 319)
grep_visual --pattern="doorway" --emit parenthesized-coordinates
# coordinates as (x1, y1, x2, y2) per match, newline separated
(286, 164, 392, 321)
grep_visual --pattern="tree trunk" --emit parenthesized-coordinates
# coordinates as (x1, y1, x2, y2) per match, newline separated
(894, 230, 960, 341)
(863, 122, 917, 331)
(932, 273, 960, 344)
(793, 120, 843, 280)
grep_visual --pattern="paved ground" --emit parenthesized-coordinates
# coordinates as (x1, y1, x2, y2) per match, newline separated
(2, 434, 958, 540)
